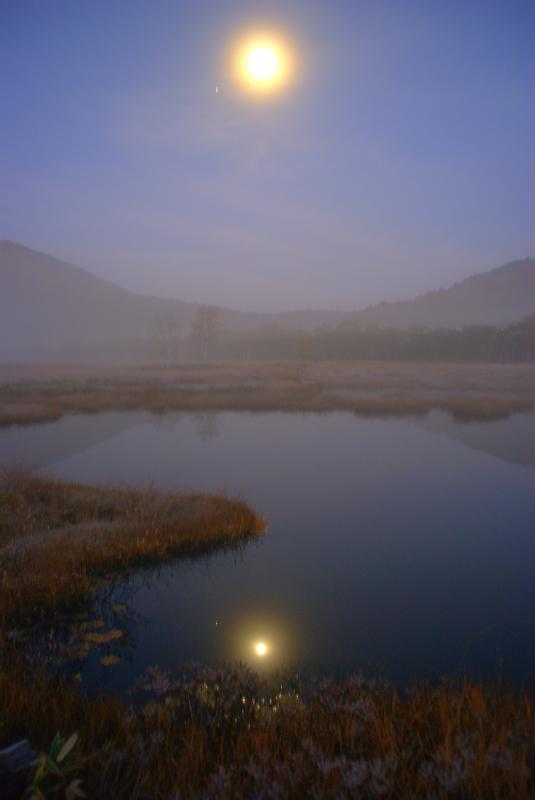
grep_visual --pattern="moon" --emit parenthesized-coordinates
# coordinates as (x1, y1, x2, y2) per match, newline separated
(233, 33, 293, 94)
(246, 46, 279, 82)
(254, 640, 268, 657)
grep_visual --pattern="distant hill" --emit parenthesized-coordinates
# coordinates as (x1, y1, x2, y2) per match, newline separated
(346, 259, 535, 330)
(0, 241, 344, 360)
(0, 240, 191, 359)
(0, 241, 533, 361)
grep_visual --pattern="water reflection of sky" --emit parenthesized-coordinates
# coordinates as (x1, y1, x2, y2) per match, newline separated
(1, 410, 534, 689)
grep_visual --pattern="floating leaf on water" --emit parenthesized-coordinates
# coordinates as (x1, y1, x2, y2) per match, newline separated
(59, 640, 93, 660)
(60, 642, 92, 660)
(111, 604, 127, 614)
(83, 629, 123, 644)
(73, 672, 82, 682)
(77, 619, 105, 631)
(100, 655, 120, 667)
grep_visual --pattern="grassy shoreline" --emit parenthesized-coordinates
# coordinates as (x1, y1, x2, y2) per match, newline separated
(0, 362, 533, 426)
(1, 661, 534, 799)
(0, 469, 265, 627)
(1, 470, 534, 798)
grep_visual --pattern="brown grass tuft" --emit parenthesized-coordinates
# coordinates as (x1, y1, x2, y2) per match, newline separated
(0, 661, 533, 799)
(0, 362, 533, 426)
(0, 468, 265, 626)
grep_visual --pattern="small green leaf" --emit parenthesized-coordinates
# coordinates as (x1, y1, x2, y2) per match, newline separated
(48, 733, 62, 760)
(57, 732, 78, 763)
(34, 753, 47, 781)
(44, 758, 64, 777)
(66, 779, 87, 799)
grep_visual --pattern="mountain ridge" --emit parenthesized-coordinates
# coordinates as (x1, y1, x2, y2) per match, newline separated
(1, 240, 534, 360)
(347, 258, 535, 329)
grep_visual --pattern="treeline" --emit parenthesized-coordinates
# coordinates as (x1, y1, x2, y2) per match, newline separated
(29, 313, 534, 364)
(209, 315, 535, 363)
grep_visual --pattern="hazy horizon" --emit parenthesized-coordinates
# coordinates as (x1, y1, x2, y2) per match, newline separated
(2, 0, 534, 313)
(3, 238, 534, 318)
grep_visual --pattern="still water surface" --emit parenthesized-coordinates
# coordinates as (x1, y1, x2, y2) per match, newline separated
(1, 410, 534, 689)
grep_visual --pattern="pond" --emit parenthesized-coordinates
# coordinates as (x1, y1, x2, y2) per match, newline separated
(2, 409, 534, 690)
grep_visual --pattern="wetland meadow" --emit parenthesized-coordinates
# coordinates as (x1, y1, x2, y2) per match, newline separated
(1, 363, 534, 798)
(2, 2, 535, 796)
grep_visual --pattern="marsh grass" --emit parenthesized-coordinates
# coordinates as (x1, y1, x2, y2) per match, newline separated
(1, 428, 534, 797)
(0, 469, 265, 626)
(0, 660, 533, 799)
(0, 362, 533, 426)
(0, 471, 534, 797)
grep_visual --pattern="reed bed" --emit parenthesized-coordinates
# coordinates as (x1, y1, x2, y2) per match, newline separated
(0, 362, 533, 427)
(1, 466, 534, 798)
(0, 660, 533, 799)
(0, 469, 265, 626)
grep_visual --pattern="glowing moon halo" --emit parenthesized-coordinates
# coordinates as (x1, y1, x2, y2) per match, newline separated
(233, 33, 293, 94)
(254, 640, 269, 657)
(246, 46, 279, 82)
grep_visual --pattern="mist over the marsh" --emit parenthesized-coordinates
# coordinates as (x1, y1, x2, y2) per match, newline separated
(1, 240, 534, 364)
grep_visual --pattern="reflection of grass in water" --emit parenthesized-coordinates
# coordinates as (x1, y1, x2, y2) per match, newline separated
(19, 536, 268, 683)
(1, 660, 534, 798)
(0, 468, 265, 626)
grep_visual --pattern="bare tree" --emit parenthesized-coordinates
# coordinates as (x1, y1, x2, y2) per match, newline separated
(152, 313, 181, 366)
(190, 305, 220, 361)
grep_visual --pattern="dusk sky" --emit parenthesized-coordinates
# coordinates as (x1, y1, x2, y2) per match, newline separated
(2, 0, 534, 312)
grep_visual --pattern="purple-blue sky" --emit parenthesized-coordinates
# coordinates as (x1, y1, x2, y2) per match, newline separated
(1, 0, 534, 311)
